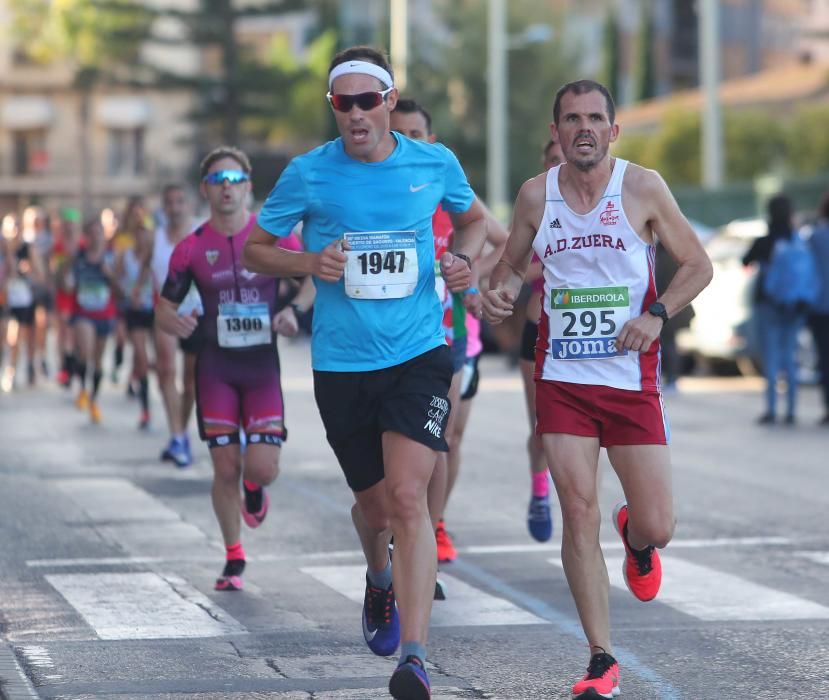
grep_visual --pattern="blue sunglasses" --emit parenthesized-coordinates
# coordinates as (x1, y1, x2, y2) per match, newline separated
(203, 169, 250, 185)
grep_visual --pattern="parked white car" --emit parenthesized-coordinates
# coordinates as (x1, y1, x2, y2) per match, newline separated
(677, 218, 818, 381)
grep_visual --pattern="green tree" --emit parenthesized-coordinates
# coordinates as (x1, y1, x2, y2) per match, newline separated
(405, 0, 578, 204)
(724, 111, 787, 182)
(635, 0, 656, 102)
(787, 105, 829, 176)
(601, 10, 621, 105)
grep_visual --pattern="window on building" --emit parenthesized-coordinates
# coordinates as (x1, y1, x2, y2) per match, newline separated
(107, 127, 145, 176)
(11, 129, 48, 175)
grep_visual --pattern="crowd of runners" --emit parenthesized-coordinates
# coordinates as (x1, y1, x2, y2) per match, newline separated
(0, 44, 713, 700)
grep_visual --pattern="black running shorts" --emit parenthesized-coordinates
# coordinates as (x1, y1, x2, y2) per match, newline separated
(125, 309, 154, 330)
(313, 345, 453, 492)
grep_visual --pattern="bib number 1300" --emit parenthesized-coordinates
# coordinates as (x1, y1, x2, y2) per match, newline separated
(224, 316, 263, 333)
(357, 250, 405, 275)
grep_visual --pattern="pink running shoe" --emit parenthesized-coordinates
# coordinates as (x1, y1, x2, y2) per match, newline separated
(241, 487, 269, 529)
(214, 559, 245, 591)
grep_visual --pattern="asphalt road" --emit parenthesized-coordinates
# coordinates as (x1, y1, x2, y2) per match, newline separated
(1, 336, 828, 699)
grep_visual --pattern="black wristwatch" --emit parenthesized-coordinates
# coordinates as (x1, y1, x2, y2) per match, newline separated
(453, 253, 472, 270)
(289, 302, 303, 315)
(647, 302, 669, 324)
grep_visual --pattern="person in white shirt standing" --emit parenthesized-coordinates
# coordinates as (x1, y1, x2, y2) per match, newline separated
(483, 79, 712, 700)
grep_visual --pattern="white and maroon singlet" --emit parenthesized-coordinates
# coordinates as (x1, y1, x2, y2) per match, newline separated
(533, 159, 660, 391)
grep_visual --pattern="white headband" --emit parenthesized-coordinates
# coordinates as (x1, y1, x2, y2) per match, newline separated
(328, 61, 394, 90)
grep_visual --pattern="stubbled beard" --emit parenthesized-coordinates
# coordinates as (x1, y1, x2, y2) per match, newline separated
(571, 143, 609, 172)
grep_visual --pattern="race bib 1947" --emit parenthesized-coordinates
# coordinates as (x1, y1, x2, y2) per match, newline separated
(549, 286, 630, 360)
(344, 231, 418, 300)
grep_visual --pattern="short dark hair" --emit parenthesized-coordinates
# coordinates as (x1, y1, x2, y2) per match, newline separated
(162, 183, 185, 199)
(553, 80, 616, 125)
(392, 98, 432, 134)
(199, 146, 252, 180)
(328, 46, 394, 89)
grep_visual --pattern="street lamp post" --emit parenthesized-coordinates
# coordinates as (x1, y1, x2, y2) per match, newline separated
(700, 0, 724, 189)
(487, 0, 508, 221)
(390, 0, 408, 91)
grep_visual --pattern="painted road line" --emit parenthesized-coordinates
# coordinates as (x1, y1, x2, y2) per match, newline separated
(300, 565, 547, 627)
(55, 478, 180, 523)
(796, 551, 829, 566)
(45, 572, 245, 640)
(26, 536, 794, 569)
(551, 555, 829, 621)
(0, 643, 39, 699)
(463, 536, 791, 555)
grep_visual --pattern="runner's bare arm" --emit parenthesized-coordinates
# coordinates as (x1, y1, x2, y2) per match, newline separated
(474, 198, 509, 279)
(155, 296, 197, 339)
(442, 198, 488, 292)
(483, 174, 545, 324)
(243, 224, 347, 283)
(290, 274, 317, 313)
(616, 169, 713, 352)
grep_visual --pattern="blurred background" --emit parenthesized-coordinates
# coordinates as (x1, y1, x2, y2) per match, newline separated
(1, 0, 828, 379)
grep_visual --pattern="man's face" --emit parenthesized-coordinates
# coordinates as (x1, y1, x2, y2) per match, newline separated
(199, 157, 250, 217)
(390, 110, 433, 143)
(163, 188, 188, 226)
(329, 73, 398, 161)
(543, 139, 565, 170)
(552, 90, 618, 172)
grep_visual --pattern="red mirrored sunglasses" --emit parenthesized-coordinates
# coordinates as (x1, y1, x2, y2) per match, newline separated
(326, 87, 394, 113)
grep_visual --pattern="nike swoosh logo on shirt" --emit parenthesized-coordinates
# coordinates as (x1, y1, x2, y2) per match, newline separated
(409, 183, 431, 192)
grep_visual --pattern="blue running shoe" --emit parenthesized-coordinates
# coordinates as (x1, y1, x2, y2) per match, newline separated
(166, 437, 191, 469)
(527, 494, 553, 542)
(389, 655, 430, 700)
(362, 574, 400, 657)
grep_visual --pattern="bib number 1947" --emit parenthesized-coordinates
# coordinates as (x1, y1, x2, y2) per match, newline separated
(344, 231, 418, 300)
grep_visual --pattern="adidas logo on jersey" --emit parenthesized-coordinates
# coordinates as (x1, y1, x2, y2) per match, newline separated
(550, 218, 562, 229)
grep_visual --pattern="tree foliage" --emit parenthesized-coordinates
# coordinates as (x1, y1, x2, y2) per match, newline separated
(786, 105, 829, 176)
(405, 0, 578, 203)
(601, 10, 621, 105)
(634, 0, 656, 102)
(8, 0, 153, 72)
(614, 107, 813, 187)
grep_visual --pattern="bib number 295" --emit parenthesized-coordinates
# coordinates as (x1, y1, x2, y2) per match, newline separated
(561, 310, 616, 337)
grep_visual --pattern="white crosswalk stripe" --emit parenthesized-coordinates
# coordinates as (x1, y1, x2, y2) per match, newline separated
(300, 565, 548, 627)
(45, 572, 246, 640)
(550, 555, 829, 621)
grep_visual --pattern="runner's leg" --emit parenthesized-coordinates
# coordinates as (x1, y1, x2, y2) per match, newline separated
(542, 433, 610, 652)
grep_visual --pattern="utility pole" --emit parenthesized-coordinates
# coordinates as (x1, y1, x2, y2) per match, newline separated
(487, 0, 508, 220)
(390, 0, 408, 91)
(700, 0, 724, 188)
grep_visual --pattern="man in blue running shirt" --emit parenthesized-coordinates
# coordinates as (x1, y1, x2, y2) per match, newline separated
(243, 46, 487, 700)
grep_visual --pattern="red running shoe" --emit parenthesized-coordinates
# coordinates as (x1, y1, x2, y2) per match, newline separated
(571, 651, 620, 699)
(613, 502, 662, 602)
(435, 519, 457, 563)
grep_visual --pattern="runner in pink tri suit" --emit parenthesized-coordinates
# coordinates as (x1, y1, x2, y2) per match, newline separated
(157, 146, 302, 592)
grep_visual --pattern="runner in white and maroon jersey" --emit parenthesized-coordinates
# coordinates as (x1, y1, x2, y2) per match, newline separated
(483, 79, 712, 700)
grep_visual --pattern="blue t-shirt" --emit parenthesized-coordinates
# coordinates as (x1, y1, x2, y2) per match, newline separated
(258, 132, 475, 371)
